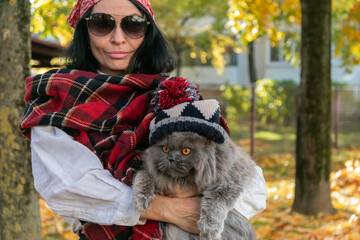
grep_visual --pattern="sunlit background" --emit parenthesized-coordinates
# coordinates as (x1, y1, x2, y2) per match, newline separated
(29, 0, 360, 239)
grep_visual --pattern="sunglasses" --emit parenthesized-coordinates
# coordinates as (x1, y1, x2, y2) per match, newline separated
(86, 13, 150, 39)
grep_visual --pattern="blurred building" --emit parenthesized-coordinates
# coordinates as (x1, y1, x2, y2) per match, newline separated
(180, 37, 360, 87)
(31, 36, 63, 68)
(30, 36, 360, 86)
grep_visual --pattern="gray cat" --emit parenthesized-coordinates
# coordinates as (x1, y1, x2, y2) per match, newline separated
(132, 131, 257, 240)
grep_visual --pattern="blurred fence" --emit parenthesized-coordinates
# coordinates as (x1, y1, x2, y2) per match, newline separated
(332, 86, 360, 149)
(200, 85, 360, 156)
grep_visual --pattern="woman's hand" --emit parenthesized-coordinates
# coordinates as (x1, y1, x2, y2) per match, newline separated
(140, 186, 201, 234)
(165, 185, 200, 198)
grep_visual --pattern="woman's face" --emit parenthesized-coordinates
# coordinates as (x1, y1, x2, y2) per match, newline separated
(89, 0, 145, 76)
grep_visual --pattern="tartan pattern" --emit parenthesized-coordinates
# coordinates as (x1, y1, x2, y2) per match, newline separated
(83, 223, 131, 240)
(20, 68, 167, 240)
(21, 68, 164, 177)
(80, 220, 162, 240)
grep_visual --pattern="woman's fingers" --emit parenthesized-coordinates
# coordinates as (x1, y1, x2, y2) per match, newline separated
(165, 184, 200, 198)
(139, 195, 201, 234)
(166, 196, 201, 234)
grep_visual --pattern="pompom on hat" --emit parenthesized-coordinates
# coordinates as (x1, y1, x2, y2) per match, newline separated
(151, 77, 201, 113)
(149, 78, 228, 145)
(67, 0, 155, 28)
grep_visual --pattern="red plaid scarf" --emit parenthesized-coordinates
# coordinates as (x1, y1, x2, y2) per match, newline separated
(20, 68, 168, 240)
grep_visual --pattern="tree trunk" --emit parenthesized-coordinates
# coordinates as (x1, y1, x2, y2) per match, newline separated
(0, 1, 42, 239)
(248, 41, 257, 157)
(292, 0, 335, 215)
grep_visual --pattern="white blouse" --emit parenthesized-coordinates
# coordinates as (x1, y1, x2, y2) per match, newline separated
(31, 126, 267, 233)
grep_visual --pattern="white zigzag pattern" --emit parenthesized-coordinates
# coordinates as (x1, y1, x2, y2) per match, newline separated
(162, 100, 219, 120)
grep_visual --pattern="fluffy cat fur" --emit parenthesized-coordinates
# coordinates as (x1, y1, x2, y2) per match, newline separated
(132, 132, 257, 240)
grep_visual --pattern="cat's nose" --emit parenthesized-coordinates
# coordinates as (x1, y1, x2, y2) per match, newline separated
(168, 158, 175, 163)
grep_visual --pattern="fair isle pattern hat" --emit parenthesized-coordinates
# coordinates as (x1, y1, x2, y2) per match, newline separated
(149, 99, 228, 145)
(149, 78, 228, 144)
(67, 0, 155, 28)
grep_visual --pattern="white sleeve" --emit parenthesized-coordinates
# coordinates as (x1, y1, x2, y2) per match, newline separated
(232, 166, 268, 220)
(31, 126, 144, 233)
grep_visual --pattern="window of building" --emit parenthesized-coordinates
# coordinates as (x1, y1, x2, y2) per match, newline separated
(267, 36, 299, 66)
(269, 41, 290, 64)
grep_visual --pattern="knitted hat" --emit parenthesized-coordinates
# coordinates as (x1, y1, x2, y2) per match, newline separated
(149, 78, 228, 145)
(67, 0, 155, 28)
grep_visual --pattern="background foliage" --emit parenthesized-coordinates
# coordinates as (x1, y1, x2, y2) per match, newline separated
(31, 0, 74, 45)
(221, 79, 298, 124)
(333, 1, 360, 69)
(228, 0, 360, 69)
(30, 0, 360, 73)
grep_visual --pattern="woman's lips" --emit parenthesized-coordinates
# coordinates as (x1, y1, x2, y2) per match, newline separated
(106, 51, 130, 59)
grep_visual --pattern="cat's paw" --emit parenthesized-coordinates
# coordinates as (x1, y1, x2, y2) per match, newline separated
(199, 231, 221, 240)
(198, 215, 224, 240)
(132, 191, 155, 212)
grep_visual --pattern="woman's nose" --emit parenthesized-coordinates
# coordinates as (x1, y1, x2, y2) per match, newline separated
(111, 23, 126, 45)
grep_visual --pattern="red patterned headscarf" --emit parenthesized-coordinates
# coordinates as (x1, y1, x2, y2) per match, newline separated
(67, 0, 155, 28)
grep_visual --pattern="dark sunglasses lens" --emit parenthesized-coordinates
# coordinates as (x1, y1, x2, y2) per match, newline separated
(88, 14, 115, 36)
(121, 16, 147, 39)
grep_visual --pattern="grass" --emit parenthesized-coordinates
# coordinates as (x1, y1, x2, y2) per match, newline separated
(334, 128, 360, 149)
(227, 119, 360, 158)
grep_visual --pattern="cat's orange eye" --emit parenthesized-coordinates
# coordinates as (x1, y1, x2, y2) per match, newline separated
(181, 147, 191, 155)
(162, 145, 170, 153)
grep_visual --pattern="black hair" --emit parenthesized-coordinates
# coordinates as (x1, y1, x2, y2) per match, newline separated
(65, 8, 98, 72)
(65, 1, 176, 75)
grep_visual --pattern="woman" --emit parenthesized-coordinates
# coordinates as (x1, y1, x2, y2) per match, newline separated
(20, 0, 267, 239)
